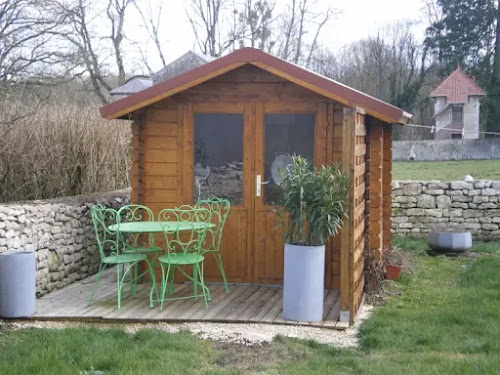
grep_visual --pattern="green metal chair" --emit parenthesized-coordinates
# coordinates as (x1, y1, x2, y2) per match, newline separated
(116, 204, 161, 255)
(157, 207, 211, 310)
(89, 205, 157, 310)
(195, 198, 231, 293)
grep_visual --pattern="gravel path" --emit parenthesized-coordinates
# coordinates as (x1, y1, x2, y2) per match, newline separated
(3, 304, 373, 347)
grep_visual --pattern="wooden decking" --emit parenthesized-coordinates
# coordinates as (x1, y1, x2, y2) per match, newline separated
(31, 270, 342, 329)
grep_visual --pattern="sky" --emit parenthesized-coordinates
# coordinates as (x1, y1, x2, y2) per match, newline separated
(124, 0, 428, 73)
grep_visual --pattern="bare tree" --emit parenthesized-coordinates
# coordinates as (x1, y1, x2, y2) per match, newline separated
(187, 0, 235, 57)
(132, 0, 168, 72)
(274, 0, 336, 66)
(235, 0, 275, 50)
(106, 0, 133, 86)
(0, 0, 71, 84)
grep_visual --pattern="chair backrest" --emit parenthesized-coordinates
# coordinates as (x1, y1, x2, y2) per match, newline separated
(157, 207, 211, 255)
(116, 204, 155, 247)
(90, 204, 120, 260)
(195, 198, 230, 252)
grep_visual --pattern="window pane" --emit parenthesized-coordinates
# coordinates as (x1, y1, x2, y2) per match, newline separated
(264, 114, 315, 205)
(194, 113, 243, 205)
(452, 106, 463, 123)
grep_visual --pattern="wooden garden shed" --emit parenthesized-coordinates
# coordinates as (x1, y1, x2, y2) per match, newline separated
(100, 48, 411, 323)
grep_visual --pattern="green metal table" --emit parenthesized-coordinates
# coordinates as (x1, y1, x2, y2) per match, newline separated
(108, 221, 214, 233)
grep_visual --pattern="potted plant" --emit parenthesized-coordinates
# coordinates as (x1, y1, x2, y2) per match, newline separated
(385, 248, 405, 280)
(275, 155, 348, 322)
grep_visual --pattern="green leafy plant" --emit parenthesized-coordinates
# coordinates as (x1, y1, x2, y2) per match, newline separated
(275, 155, 349, 246)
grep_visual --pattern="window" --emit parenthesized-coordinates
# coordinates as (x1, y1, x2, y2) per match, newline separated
(263, 114, 315, 205)
(451, 133, 462, 140)
(194, 113, 244, 205)
(451, 106, 463, 124)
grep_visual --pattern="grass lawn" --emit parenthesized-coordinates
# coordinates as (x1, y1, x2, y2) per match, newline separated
(1, 237, 499, 374)
(393, 159, 500, 181)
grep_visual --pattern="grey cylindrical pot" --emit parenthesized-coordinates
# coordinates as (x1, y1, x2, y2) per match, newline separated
(283, 243, 325, 322)
(0, 251, 36, 318)
(427, 231, 472, 253)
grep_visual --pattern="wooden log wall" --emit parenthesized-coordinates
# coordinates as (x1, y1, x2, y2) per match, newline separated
(340, 107, 366, 322)
(382, 125, 392, 249)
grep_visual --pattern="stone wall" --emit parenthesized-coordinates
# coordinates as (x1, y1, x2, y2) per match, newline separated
(0, 190, 130, 297)
(392, 181, 500, 240)
(393, 139, 500, 161)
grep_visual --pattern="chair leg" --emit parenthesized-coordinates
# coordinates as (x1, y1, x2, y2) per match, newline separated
(213, 252, 229, 294)
(168, 266, 176, 295)
(160, 263, 171, 311)
(88, 263, 105, 306)
(116, 263, 122, 310)
(193, 263, 198, 301)
(130, 262, 139, 297)
(196, 263, 209, 308)
(144, 259, 157, 308)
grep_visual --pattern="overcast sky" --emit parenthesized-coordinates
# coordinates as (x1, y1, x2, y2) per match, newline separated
(125, 0, 428, 72)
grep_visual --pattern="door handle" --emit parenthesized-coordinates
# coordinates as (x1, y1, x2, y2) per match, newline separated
(256, 175, 270, 197)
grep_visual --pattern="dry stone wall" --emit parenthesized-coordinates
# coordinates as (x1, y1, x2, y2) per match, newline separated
(392, 181, 500, 240)
(0, 190, 130, 297)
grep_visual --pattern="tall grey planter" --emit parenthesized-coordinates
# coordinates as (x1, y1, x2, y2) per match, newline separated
(283, 243, 325, 322)
(0, 251, 36, 318)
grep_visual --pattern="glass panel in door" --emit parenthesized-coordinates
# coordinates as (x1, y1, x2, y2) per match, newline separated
(263, 113, 315, 205)
(193, 113, 244, 205)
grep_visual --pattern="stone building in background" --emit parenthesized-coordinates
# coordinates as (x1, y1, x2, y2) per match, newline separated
(430, 67, 485, 140)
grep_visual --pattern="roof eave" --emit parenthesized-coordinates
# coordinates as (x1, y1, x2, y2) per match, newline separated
(100, 48, 411, 124)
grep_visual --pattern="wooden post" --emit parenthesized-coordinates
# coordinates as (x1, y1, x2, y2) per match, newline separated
(340, 107, 355, 323)
(369, 121, 384, 260)
(382, 125, 392, 250)
(131, 112, 145, 205)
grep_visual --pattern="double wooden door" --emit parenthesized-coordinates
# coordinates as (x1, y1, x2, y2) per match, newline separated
(190, 102, 326, 284)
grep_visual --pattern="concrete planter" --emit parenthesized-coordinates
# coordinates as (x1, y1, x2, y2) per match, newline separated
(283, 243, 325, 322)
(427, 231, 472, 253)
(0, 251, 36, 318)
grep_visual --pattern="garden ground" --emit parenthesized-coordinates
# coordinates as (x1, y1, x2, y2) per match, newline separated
(392, 159, 500, 181)
(0, 236, 499, 374)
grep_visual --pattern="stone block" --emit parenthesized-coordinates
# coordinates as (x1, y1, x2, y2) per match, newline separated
(472, 196, 489, 204)
(447, 190, 464, 196)
(442, 209, 463, 218)
(428, 182, 449, 190)
(484, 209, 500, 217)
(425, 189, 445, 195)
(452, 195, 472, 202)
(482, 223, 499, 231)
(491, 181, 500, 189)
(426, 209, 443, 218)
(406, 208, 426, 216)
(392, 189, 403, 197)
(479, 203, 498, 209)
(436, 195, 451, 209)
(394, 196, 417, 203)
(403, 183, 422, 196)
(417, 195, 436, 208)
(463, 210, 483, 218)
(474, 180, 491, 189)
(452, 202, 469, 209)
(466, 189, 480, 196)
(451, 181, 474, 189)
(482, 188, 499, 196)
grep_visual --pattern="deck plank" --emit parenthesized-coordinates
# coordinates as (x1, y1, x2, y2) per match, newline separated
(30, 273, 342, 329)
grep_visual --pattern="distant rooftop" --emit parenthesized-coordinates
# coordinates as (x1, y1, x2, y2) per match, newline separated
(151, 50, 214, 84)
(109, 51, 213, 99)
(430, 67, 485, 103)
(109, 76, 153, 96)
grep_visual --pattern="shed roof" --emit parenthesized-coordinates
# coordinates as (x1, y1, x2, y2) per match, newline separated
(100, 47, 412, 124)
(430, 67, 485, 103)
